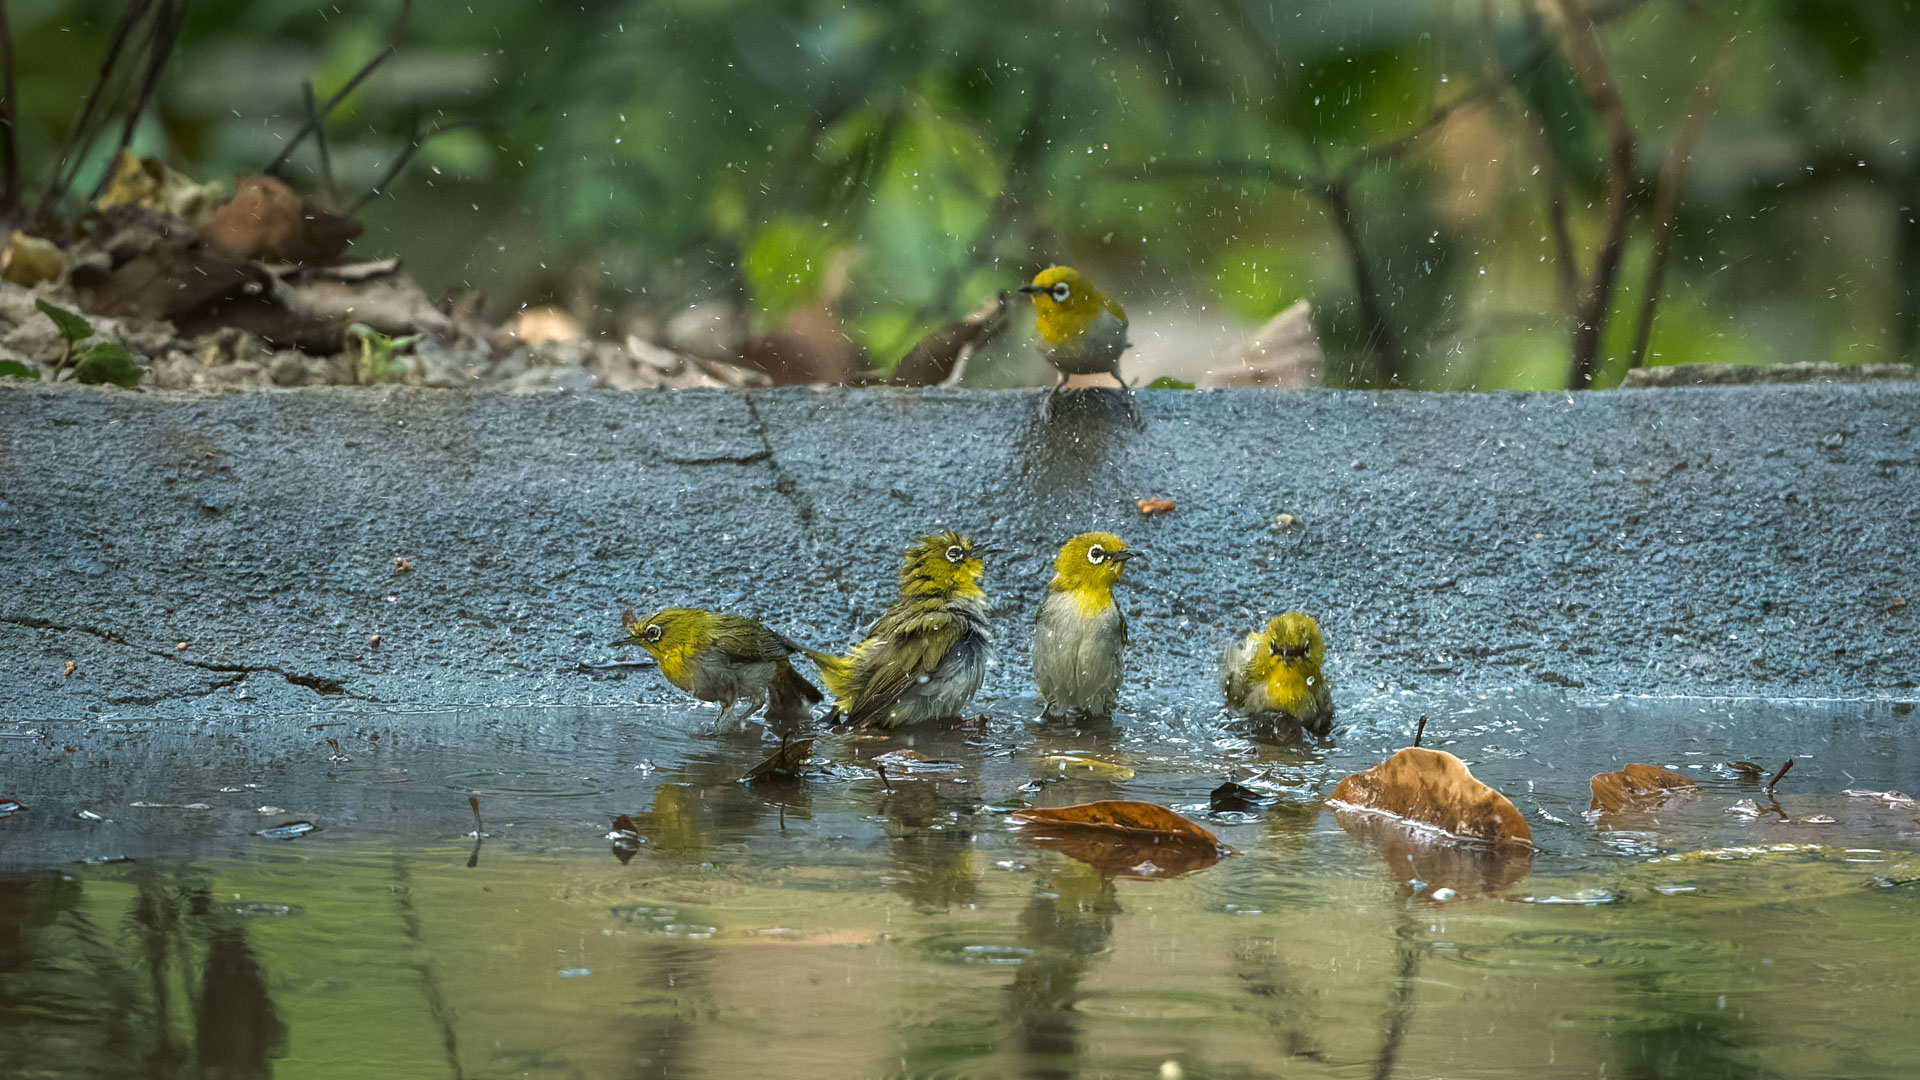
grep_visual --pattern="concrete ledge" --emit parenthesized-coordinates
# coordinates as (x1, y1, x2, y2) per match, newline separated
(1, 383, 1914, 720)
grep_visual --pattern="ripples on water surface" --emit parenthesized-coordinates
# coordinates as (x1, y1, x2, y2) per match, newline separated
(2, 693, 1917, 1078)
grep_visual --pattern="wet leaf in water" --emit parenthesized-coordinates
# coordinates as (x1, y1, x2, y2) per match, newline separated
(1842, 788, 1916, 808)
(744, 738, 815, 781)
(255, 821, 317, 841)
(1040, 754, 1135, 780)
(1329, 747, 1533, 847)
(1011, 800, 1226, 879)
(1209, 780, 1272, 814)
(1134, 497, 1176, 517)
(1589, 764, 1697, 815)
(0, 798, 26, 816)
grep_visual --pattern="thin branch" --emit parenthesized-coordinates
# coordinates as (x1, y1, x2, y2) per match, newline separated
(86, 0, 188, 204)
(348, 117, 489, 214)
(38, 0, 155, 216)
(301, 81, 340, 208)
(1765, 758, 1794, 798)
(1323, 178, 1407, 384)
(0, 5, 18, 216)
(1553, 0, 1639, 389)
(263, 45, 396, 177)
(1627, 41, 1731, 370)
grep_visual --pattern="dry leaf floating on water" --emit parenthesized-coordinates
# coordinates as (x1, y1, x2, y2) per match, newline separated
(1329, 747, 1532, 847)
(1136, 497, 1176, 517)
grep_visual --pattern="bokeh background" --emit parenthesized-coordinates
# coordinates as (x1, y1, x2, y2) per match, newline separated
(8, 0, 1919, 388)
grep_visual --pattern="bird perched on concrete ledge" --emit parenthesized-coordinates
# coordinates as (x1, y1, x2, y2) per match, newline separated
(1019, 265, 1138, 422)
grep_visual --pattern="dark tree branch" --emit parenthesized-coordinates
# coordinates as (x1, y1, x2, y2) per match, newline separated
(86, 0, 188, 204)
(1323, 178, 1408, 384)
(1553, 0, 1639, 389)
(263, 45, 396, 177)
(348, 117, 488, 214)
(0, 5, 18, 217)
(301, 81, 340, 208)
(1628, 43, 1730, 370)
(37, 0, 155, 217)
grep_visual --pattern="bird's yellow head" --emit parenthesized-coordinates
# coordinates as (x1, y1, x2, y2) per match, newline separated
(1246, 611, 1326, 711)
(1050, 532, 1138, 595)
(612, 608, 706, 658)
(899, 530, 987, 599)
(1019, 265, 1126, 348)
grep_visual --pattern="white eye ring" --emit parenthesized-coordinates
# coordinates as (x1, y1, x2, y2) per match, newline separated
(1086, 544, 1106, 564)
(945, 545, 965, 563)
(1305, 675, 1316, 686)
(644, 625, 663, 642)
(1050, 282, 1070, 302)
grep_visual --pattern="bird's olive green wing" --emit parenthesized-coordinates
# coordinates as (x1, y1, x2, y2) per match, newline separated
(707, 614, 800, 663)
(845, 613, 963, 727)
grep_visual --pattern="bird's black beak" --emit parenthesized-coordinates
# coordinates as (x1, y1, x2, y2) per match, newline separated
(1110, 550, 1142, 563)
(1016, 284, 1045, 296)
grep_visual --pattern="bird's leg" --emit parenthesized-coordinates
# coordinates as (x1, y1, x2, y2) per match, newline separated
(1038, 372, 1070, 423)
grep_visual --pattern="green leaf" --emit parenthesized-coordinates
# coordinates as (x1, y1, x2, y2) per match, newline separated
(0, 359, 41, 380)
(70, 342, 144, 389)
(1145, 376, 1196, 390)
(34, 299, 94, 345)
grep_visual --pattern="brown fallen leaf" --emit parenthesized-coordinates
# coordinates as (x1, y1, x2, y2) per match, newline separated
(205, 174, 361, 266)
(1329, 747, 1532, 847)
(621, 608, 642, 638)
(1012, 800, 1227, 878)
(368, 634, 381, 647)
(891, 291, 1010, 387)
(1589, 763, 1697, 815)
(392, 556, 412, 573)
(744, 738, 815, 781)
(64, 660, 76, 678)
(176, 641, 188, 650)
(96, 150, 226, 221)
(1135, 497, 1176, 517)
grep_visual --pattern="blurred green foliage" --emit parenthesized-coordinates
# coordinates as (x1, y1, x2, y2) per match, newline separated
(8, 0, 1920, 387)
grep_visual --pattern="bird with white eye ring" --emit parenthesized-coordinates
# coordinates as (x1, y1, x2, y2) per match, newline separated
(1219, 611, 1333, 737)
(1031, 532, 1141, 720)
(803, 530, 994, 729)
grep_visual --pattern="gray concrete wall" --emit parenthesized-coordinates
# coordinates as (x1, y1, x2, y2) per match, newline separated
(2, 383, 1914, 720)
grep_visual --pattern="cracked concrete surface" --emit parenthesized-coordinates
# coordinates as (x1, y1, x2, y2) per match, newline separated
(1, 383, 1915, 720)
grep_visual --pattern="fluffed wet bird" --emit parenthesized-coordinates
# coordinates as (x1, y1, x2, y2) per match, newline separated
(1219, 611, 1333, 737)
(1018, 265, 1136, 418)
(1032, 532, 1139, 720)
(611, 608, 823, 736)
(804, 531, 994, 729)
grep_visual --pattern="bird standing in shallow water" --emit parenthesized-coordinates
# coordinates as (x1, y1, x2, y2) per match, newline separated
(1219, 611, 1333, 737)
(1032, 532, 1139, 720)
(612, 608, 822, 738)
(804, 531, 994, 729)
(1019, 265, 1136, 420)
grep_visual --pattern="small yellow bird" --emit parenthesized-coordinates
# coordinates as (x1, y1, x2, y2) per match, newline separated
(1018, 265, 1135, 417)
(1219, 612, 1333, 737)
(804, 531, 994, 729)
(611, 608, 822, 736)
(1032, 532, 1139, 719)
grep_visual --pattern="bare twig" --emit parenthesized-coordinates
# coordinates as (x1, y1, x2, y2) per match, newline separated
(347, 117, 489, 215)
(263, 45, 396, 177)
(1627, 42, 1732, 370)
(1413, 715, 1427, 748)
(1508, 1, 1580, 309)
(0, 5, 18, 216)
(1552, 0, 1639, 389)
(1765, 758, 1794, 798)
(301, 81, 340, 208)
(86, 0, 188, 204)
(37, 0, 155, 216)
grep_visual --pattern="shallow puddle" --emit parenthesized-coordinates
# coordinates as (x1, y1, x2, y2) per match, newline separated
(3, 694, 1918, 1078)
